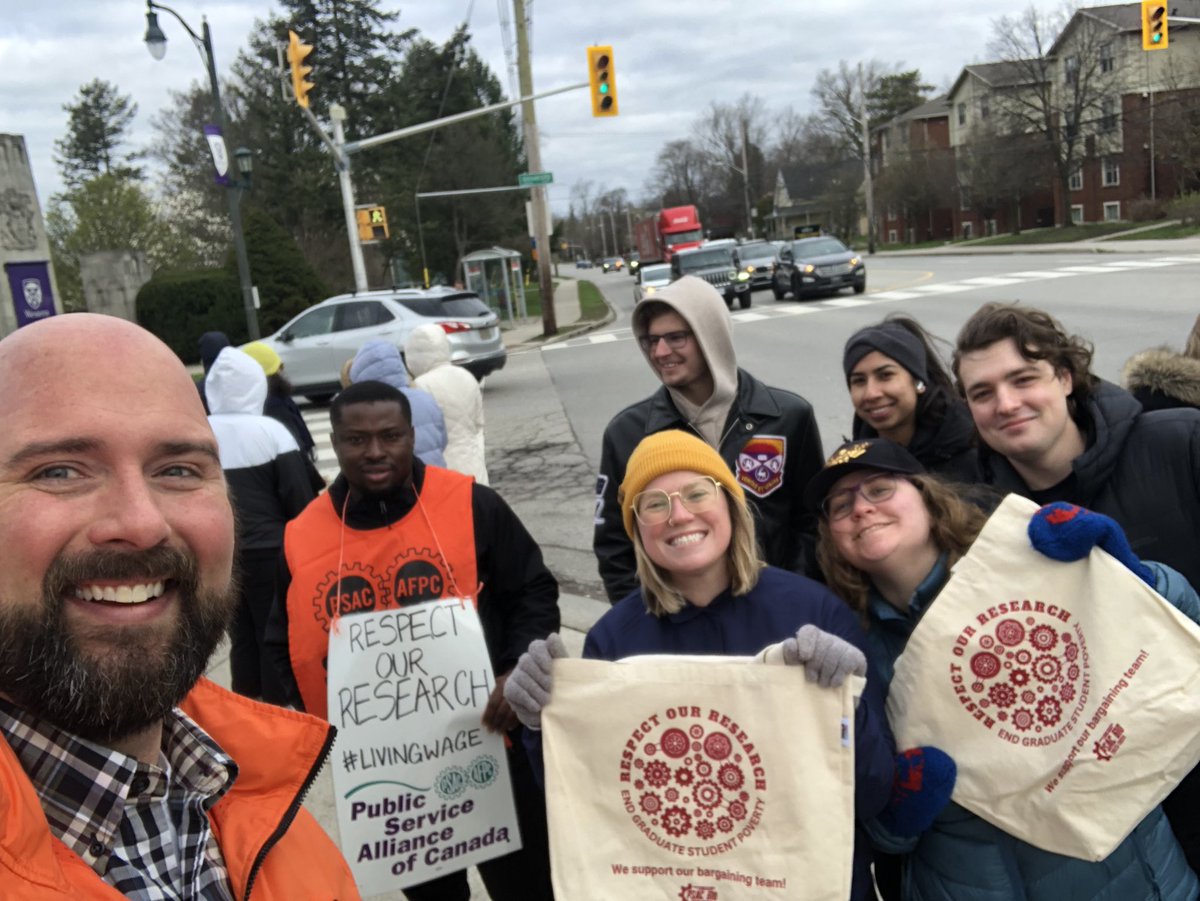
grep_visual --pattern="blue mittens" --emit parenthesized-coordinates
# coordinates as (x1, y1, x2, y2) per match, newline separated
(1027, 502, 1154, 586)
(877, 747, 957, 837)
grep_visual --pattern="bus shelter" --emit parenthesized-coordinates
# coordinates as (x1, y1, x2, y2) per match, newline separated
(461, 247, 526, 321)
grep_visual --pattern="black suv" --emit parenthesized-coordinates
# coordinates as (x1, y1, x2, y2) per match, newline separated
(772, 235, 865, 301)
(670, 244, 752, 309)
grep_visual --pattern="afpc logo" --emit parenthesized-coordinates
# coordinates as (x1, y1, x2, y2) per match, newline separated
(949, 600, 1091, 747)
(618, 706, 766, 856)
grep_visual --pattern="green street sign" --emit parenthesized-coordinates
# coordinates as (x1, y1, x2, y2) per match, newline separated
(518, 171, 554, 186)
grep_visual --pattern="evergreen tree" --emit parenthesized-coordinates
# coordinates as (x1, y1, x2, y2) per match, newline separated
(53, 79, 143, 189)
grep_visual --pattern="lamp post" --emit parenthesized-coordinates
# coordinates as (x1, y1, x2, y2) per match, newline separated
(144, 0, 260, 339)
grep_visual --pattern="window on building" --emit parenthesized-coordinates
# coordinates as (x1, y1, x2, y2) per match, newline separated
(1064, 55, 1079, 85)
(888, 229, 898, 244)
(980, 96, 990, 120)
(957, 103, 966, 126)
(1101, 97, 1118, 132)
(1103, 201, 1121, 221)
(1071, 204, 1085, 225)
(1103, 157, 1120, 187)
(986, 219, 998, 237)
(962, 221, 973, 239)
(1099, 42, 1114, 73)
(1069, 166, 1083, 192)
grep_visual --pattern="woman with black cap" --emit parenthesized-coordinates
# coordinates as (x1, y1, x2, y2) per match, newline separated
(842, 315, 979, 482)
(810, 437, 1200, 901)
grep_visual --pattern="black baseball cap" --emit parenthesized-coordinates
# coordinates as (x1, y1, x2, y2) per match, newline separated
(804, 439, 926, 513)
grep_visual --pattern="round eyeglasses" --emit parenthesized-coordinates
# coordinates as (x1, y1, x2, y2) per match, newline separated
(633, 477, 723, 525)
(637, 329, 692, 353)
(822, 473, 900, 520)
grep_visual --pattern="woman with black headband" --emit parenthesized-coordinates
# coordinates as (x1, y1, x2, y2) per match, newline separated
(842, 315, 980, 483)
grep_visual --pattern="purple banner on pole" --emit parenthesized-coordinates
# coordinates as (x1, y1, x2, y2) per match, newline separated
(204, 124, 231, 186)
(5, 261, 58, 327)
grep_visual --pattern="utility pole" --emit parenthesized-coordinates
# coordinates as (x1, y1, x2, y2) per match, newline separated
(328, 104, 369, 292)
(513, 0, 556, 335)
(857, 62, 877, 255)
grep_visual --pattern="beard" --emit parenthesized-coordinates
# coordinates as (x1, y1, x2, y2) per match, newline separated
(0, 546, 237, 746)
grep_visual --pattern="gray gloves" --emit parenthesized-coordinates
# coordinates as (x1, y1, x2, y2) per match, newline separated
(781, 624, 867, 688)
(502, 633, 568, 730)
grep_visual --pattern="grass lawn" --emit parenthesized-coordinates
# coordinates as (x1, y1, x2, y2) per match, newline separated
(966, 223, 1135, 245)
(1106, 222, 1200, 240)
(575, 280, 608, 320)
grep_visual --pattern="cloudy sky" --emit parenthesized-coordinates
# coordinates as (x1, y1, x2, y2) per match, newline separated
(5, 0, 1048, 218)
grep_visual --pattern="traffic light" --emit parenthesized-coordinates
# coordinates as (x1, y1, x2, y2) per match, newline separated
(1141, 0, 1168, 50)
(356, 206, 388, 242)
(587, 45, 618, 117)
(287, 30, 315, 107)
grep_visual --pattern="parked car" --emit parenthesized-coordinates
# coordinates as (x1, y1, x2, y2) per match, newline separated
(575, 258, 594, 269)
(771, 235, 866, 300)
(260, 287, 506, 402)
(735, 241, 780, 290)
(634, 262, 672, 303)
(601, 257, 625, 273)
(671, 245, 752, 309)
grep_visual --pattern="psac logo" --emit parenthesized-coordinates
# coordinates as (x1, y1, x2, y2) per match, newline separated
(618, 706, 766, 857)
(311, 550, 451, 629)
(949, 600, 1091, 747)
(679, 886, 718, 901)
(736, 436, 785, 498)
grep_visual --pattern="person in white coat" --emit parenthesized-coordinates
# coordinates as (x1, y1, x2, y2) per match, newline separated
(404, 323, 489, 484)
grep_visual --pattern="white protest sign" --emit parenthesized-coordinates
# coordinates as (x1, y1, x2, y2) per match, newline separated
(327, 599, 521, 894)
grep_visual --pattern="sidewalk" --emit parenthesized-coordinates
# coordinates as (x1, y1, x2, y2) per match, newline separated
(875, 233, 1200, 257)
(498, 276, 612, 350)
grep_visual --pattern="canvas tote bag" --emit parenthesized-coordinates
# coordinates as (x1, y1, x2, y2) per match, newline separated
(888, 494, 1200, 861)
(541, 652, 862, 901)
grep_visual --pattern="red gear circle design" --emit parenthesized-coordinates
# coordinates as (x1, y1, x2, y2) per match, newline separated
(980, 635, 995, 650)
(1015, 649, 1032, 665)
(1013, 708, 1035, 731)
(645, 760, 671, 787)
(696, 761, 712, 777)
(971, 651, 1001, 679)
(660, 728, 689, 758)
(996, 619, 1025, 646)
(989, 683, 1016, 707)
(693, 780, 722, 809)
(1036, 696, 1062, 726)
(1029, 624, 1058, 651)
(717, 816, 734, 834)
(718, 763, 744, 790)
(1011, 668, 1030, 687)
(704, 732, 734, 760)
(1022, 690, 1036, 704)
(1033, 654, 1061, 683)
(689, 725, 704, 740)
(675, 767, 694, 785)
(640, 792, 661, 814)
(696, 821, 715, 840)
(662, 807, 691, 837)
(1065, 643, 1079, 662)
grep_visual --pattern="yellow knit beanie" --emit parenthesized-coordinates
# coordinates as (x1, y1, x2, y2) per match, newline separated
(619, 429, 744, 538)
(241, 341, 282, 376)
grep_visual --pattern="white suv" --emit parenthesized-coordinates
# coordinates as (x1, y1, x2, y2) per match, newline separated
(262, 287, 506, 402)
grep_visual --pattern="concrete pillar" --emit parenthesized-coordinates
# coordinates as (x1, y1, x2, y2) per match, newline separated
(80, 250, 152, 321)
(0, 134, 60, 336)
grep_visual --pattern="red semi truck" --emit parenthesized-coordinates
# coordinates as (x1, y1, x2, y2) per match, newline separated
(633, 205, 704, 263)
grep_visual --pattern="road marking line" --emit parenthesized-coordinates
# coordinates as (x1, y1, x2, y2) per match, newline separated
(1007, 271, 1077, 279)
(868, 291, 922, 300)
(1059, 265, 1119, 273)
(1154, 256, 1200, 263)
(822, 298, 874, 307)
(732, 312, 771, 322)
(959, 277, 1027, 286)
(763, 305, 820, 315)
(910, 283, 975, 294)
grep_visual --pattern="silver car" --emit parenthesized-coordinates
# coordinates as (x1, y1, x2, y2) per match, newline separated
(262, 287, 506, 402)
(634, 262, 672, 303)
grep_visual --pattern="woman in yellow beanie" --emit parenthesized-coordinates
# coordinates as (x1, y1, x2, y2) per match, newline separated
(505, 429, 911, 901)
(241, 340, 324, 492)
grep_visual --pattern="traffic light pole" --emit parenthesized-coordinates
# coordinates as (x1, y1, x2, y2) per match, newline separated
(328, 106, 369, 292)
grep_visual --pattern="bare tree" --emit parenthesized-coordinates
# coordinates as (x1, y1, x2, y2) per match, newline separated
(956, 124, 1052, 233)
(987, 3, 1121, 226)
(648, 139, 708, 208)
(810, 59, 897, 161)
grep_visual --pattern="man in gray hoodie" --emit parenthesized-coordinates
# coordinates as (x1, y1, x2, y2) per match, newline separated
(593, 276, 825, 603)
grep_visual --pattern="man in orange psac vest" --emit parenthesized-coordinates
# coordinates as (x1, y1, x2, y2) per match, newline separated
(0, 314, 358, 899)
(265, 379, 559, 901)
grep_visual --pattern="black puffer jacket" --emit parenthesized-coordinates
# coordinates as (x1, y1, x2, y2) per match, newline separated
(594, 369, 824, 603)
(980, 381, 1200, 587)
(851, 385, 980, 484)
(1122, 346, 1200, 413)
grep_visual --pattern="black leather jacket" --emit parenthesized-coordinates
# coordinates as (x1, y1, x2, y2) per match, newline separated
(593, 368, 824, 603)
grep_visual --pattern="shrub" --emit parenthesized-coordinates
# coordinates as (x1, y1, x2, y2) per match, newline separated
(1168, 193, 1200, 226)
(136, 269, 244, 362)
(1127, 197, 1169, 222)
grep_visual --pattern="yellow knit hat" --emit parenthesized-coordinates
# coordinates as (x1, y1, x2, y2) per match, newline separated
(619, 429, 744, 538)
(241, 341, 282, 376)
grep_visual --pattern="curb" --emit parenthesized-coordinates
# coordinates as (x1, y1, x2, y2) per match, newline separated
(506, 304, 618, 352)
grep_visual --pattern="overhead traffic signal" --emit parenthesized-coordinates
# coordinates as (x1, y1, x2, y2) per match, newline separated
(287, 30, 315, 107)
(587, 45, 618, 117)
(1141, 0, 1169, 50)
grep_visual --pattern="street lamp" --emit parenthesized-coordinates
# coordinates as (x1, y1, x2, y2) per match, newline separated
(143, 0, 260, 339)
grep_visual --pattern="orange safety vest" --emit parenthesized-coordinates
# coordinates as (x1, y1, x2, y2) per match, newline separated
(284, 466, 478, 719)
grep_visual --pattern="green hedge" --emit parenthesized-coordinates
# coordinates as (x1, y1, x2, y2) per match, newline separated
(135, 207, 331, 362)
(137, 269, 245, 361)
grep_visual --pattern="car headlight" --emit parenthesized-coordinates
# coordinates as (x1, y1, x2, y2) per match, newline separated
(849, 256, 861, 267)
(745, 265, 756, 273)
(736, 271, 750, 281)
(802, 264, 815, 274)
(644, 285, 656, 295)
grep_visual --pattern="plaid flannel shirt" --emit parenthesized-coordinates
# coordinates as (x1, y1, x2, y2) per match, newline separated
(0, 697, 238, 900)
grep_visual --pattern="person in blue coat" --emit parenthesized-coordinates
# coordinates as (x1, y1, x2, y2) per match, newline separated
(505, 429, 937, 901)
(348, 339, 449, 468)
(810, 437, 1200, 901)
